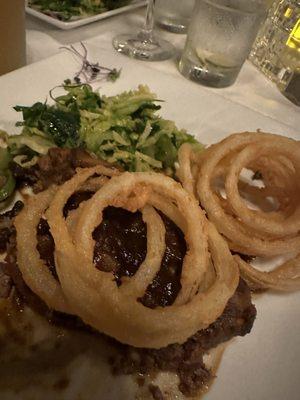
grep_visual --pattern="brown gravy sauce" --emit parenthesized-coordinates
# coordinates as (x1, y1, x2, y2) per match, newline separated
(62, 191, 186, 308)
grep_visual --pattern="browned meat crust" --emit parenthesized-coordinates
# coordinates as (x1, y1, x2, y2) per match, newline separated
(0, 201, 23, 254)
(0, 153, 257, 397)
(1, 224, 256, 398)
(36, 219, 57, 280)
(111, 279, 255, 397)
(11, 147, 120, 193)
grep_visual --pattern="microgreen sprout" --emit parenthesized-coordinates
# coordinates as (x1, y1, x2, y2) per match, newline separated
(60, 42, 121, 84)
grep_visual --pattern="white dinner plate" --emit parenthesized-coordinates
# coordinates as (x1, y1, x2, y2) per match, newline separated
(26, 1, 146, 30)
(0, 45, 299, 400)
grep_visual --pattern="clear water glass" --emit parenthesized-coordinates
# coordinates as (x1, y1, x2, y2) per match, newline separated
(154, 0, 195, 33)
(179, 0, 267, 87)
(113, 0, 175, 61)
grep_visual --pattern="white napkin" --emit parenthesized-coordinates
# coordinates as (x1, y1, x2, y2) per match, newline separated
(26, 29, 61, 64)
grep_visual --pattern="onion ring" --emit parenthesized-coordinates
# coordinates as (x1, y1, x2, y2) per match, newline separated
(15, 164, 119, 312)
(15, 187, 70, 313)
(120, 205, 166, 298)
(47, 169, 238, 348)
(235, 254, 300, 292)
(225, 142, 300, 236)
(177, 132, 300, 291)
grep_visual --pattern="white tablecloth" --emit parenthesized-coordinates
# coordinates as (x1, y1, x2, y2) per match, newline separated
(25, 8, 299, 131)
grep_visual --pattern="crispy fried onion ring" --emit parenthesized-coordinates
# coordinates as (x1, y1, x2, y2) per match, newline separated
(44, 167, 238, 348)
(177, 132, 300, 292)
(15, 187, 69, 313)
(14, 165, 119, 313)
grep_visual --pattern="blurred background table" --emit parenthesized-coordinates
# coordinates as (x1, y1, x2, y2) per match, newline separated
(25, 7, 299, 130)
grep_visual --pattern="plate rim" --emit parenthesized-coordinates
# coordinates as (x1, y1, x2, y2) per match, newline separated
(25, 0, 147, 30)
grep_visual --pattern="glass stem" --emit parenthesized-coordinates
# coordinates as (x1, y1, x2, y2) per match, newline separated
(140, 0, 156, 41)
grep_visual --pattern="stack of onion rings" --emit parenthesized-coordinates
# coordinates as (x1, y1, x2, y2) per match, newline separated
(177, 132, 300, 292)
(15, 166, 238, 349)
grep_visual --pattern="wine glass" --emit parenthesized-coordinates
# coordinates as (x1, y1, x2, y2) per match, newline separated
(113, 0, 175, 61)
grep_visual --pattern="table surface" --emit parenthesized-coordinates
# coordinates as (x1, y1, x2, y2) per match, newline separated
(23, 7, 299, 132)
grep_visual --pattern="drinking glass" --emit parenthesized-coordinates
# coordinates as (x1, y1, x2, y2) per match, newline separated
(113, 0, 175, 61)
(179, 0, 267, 87)
(155, 0, 195, 33)
(0, 0, 26, 75)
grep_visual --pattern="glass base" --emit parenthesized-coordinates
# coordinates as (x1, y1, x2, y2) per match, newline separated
(113, 32, 175, 61)
(179, 56, 240, 88)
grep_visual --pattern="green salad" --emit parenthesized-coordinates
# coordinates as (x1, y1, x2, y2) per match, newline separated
(28, 0, 132, 21)
(0, 84, 201, 205)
